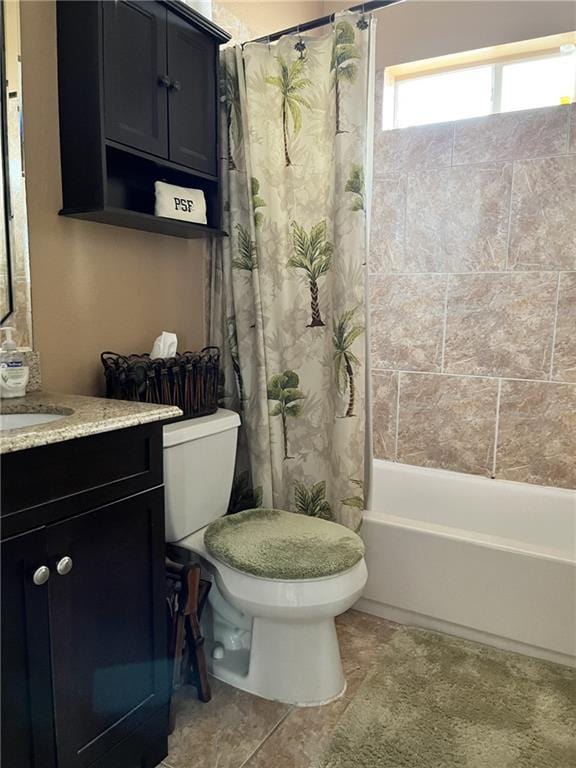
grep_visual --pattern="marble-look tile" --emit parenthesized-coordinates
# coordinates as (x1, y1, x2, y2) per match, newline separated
(552, 272, 576, 382)
(404, 163, 512, 272)
(374, 122, 453, 175)
(10, 278, 33, 349)
(336, 610, 397, 698)
(166, 677, 289, 768)
(569, 104, 576, 153)
(444, 273, 558, 379)
(244, 695, 351, 768)
(371, 371, 398, 460)
(370, 274, 446, 371)
(452, 106, 569, 165)
(496, 380, 576, 489)
(369, 175, 406, 273)
(508, 155, 576, 270)
(397, 373, 498, 476)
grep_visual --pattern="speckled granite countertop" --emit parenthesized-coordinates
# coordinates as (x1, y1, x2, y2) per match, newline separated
(0, 391, 182, 454)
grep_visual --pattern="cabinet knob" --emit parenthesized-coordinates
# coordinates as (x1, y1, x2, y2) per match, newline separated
(158, 74, 171, 88)
(56, 556, 73, 576)
(32, 566, 50, 586)
(170, 79, 182, 92)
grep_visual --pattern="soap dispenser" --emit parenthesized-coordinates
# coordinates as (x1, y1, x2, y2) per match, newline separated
(0, 326, 29, 398)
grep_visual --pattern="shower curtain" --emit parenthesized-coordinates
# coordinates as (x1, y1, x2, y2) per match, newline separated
(209, 12, 376, 531)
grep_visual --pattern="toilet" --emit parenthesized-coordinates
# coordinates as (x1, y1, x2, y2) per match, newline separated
(163, 409, 368, 706)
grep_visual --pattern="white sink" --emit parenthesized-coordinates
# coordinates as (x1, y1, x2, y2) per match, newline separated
(0, 412, 68, 431)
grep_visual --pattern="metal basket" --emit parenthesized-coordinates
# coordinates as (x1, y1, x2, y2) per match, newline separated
(101, 347, 220, 418)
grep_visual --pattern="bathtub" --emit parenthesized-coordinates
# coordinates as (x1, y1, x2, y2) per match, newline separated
(356, 460, 576, 666)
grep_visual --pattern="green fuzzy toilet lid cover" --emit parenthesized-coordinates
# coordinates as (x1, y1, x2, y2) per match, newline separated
(204, 508, 365, 580)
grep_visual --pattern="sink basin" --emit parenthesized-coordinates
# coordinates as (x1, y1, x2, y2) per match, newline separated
(0, 412, 69, 431)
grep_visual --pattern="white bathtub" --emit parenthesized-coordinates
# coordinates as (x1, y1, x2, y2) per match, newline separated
(357, 460, 576, 666)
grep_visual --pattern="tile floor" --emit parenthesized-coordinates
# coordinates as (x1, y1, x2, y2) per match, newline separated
(163, 610, 396, 768)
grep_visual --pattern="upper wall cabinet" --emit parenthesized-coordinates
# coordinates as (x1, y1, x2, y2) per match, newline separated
(167, 16, 217, 174)
(103, 1, 169, 160)
(57, 1, 229, 239)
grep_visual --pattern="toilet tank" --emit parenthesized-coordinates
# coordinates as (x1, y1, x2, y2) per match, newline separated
(163, 409, 241, 543)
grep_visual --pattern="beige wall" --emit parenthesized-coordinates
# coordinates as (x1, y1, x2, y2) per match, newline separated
(20, 1, 320, 397)
(324, 0, 576, 69)
(21, 2, 205, 396)
(369, 103, 576, 489)
(217, 0, 324, 41)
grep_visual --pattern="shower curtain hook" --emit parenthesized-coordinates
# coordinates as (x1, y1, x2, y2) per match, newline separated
(294, 22, 307, 60)
(357, 3, 370, 30)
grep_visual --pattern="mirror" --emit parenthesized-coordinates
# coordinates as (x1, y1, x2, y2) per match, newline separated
(1, 0, 32, 348)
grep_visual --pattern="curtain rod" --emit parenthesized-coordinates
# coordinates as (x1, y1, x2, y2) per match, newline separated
(248, 0, 403, 44)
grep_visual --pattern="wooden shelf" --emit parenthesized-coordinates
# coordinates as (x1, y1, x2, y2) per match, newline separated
(105, 139, 219, 182)
(59, 206, 227, 240)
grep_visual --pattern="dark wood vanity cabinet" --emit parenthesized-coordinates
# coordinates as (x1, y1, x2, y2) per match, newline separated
(2, 528, 55, 768)
(57, 1, 229, 238)
(1, 425, 170, 768)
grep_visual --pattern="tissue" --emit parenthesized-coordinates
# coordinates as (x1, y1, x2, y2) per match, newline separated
(150, 331, 178, 359)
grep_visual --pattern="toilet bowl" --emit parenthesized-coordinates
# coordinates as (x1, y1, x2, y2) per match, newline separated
(163, 410, 368, 706)
(179, 523, 367, 705)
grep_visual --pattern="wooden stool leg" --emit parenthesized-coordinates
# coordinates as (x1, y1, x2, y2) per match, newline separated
(183, 565, 211, 703)
(168, 612, 187, 733)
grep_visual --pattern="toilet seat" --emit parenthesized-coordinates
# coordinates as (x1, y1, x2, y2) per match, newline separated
(204, 508, 365, 580)
(178, 526, 367, 619)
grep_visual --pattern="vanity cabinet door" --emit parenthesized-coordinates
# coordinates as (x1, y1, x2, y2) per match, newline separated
(1, 528, 56, 768)
(166, 10, 218, 175)
(103, 0, 169, 157)
(47, 489, 169, 768)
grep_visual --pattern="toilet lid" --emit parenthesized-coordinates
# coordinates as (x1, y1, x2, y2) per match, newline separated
(204, 508, 364, 580)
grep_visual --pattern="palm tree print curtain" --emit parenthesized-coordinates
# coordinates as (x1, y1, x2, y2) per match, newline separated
(209, 13, 375, 531)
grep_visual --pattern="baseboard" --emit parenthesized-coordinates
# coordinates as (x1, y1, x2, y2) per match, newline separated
(355, 597, 576, 669)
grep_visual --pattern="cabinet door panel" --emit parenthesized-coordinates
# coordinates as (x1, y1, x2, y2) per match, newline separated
(48, 490, 168, 768)
(1, 528, 56, 768)
(167, 13, 218, 175)
(103, 1, 168, 157)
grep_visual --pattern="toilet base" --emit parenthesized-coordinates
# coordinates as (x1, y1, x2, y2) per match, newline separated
(209, 615, 347, 706)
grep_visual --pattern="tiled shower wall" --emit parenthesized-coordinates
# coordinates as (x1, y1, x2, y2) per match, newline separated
(369, 94, 576, 489)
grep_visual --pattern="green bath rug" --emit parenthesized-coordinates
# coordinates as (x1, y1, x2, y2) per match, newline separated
(314, 628, 575, 768)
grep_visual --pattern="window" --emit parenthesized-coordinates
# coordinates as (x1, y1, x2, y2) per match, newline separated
(395, 66, 493, 128)
(384, 33, 576, 129)
(500, 54, 576, 112)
